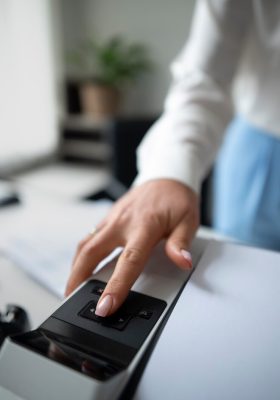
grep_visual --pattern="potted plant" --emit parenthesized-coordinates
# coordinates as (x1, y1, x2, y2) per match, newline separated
(68, 36, 152, 120)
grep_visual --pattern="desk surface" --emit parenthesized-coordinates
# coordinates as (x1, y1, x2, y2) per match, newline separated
(0, 255, 59, 328)
(0, 183, 64, 327)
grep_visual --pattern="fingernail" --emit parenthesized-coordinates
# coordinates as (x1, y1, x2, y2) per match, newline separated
(180, 249, 193, 268)
(95, 294, 113, 317)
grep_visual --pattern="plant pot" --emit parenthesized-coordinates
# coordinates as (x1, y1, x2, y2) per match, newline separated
(79, 82, 121, 119)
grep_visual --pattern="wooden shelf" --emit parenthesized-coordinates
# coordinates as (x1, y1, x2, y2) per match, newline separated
(60, 115, 111, 132)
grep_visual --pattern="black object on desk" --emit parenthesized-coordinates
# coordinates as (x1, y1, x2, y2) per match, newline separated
(0, 181, 20, 208)
(0, 305, 30, 347)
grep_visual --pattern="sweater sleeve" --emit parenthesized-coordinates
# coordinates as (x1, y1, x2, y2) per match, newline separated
(134, 0, 252, 193)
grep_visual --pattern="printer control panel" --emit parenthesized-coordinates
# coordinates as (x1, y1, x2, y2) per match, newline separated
(79, 281, 156, 331)
(49, 280, 167, 351)
(12, 279, 168, 380)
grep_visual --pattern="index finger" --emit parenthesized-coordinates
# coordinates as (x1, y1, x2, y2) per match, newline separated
(95, 230, 161, 317)
(65, 226, 118, 297)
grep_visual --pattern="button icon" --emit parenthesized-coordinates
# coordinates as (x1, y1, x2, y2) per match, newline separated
(103, 314, 132, 331)
(79, 301, 103, 322)
(138, 310, 153, 320)
(92, 286, 104, 296)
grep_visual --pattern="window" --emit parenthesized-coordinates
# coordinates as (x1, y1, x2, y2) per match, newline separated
(0, 0, 58, 172)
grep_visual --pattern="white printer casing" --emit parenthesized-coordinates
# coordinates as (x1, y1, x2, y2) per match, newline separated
(0, 240, 205, 400)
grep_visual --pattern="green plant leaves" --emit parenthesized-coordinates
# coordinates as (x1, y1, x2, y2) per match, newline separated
(67, 35, 153, 87)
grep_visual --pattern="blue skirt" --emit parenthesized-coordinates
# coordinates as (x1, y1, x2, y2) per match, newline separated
(213, 116, 280, 251)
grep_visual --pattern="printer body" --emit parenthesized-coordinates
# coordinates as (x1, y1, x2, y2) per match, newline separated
(0, 242, 199, 400)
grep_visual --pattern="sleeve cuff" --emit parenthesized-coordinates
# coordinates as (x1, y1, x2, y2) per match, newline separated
(133, 147, 203, 194)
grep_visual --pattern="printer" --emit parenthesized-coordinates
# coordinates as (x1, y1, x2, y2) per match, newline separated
(0, 242, 199, 400)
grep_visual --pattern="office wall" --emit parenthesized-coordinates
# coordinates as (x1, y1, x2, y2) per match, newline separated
(60, 0, 196, 116)
(0, 0, 58, 170)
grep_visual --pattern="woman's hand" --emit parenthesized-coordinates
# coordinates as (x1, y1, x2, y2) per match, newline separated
(65, 179, 200, 317)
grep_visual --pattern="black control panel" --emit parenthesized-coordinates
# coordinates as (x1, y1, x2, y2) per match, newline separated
(11, 280, 167, 381)
(79, 300, 133, 330)
(79, 282, 155, 332)
(50, 280, 167, 350)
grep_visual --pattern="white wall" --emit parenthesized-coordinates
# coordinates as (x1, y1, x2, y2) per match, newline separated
(0, 0, 58, 170)
(60, 0, 196, 116)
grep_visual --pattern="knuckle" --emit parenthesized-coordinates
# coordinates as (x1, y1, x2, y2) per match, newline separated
(121, 247, 143, 266)
(172, 236, 186, 249)
(191, 207, 200, 228)
(81, 241, 95, 257)
(77, 238, 87, 251)
(143, 210, 160, 224)
(185, 204, 200, 229)
(114, 208, 131, 224)
(140, 211, 163, 232)
(107, 276, 125, 292)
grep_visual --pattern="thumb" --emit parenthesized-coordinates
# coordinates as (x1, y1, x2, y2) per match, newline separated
(165, 215, 196, 270)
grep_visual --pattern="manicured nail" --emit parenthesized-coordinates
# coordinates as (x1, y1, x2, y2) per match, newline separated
(180, 249, 193, 268)
(95, 294, 113, 317)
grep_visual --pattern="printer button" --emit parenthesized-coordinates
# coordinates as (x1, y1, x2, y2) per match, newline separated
(79, 301, 103, 323)
(92, 286, 104, 296)
(104, 314, 131, 331)
(137, 310, 153, 320)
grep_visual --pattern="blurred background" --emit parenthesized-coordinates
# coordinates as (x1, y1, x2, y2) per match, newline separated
(1, 1, 212, 221)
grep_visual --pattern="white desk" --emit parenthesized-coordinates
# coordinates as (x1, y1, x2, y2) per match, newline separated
(0, 185, 62, 327)
(0, 207, 59, 400)
(0, 255, 59, 328)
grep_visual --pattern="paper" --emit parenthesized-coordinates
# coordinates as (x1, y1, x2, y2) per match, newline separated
(0, 200, 118, 298)
(134, 241, 280, 400)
